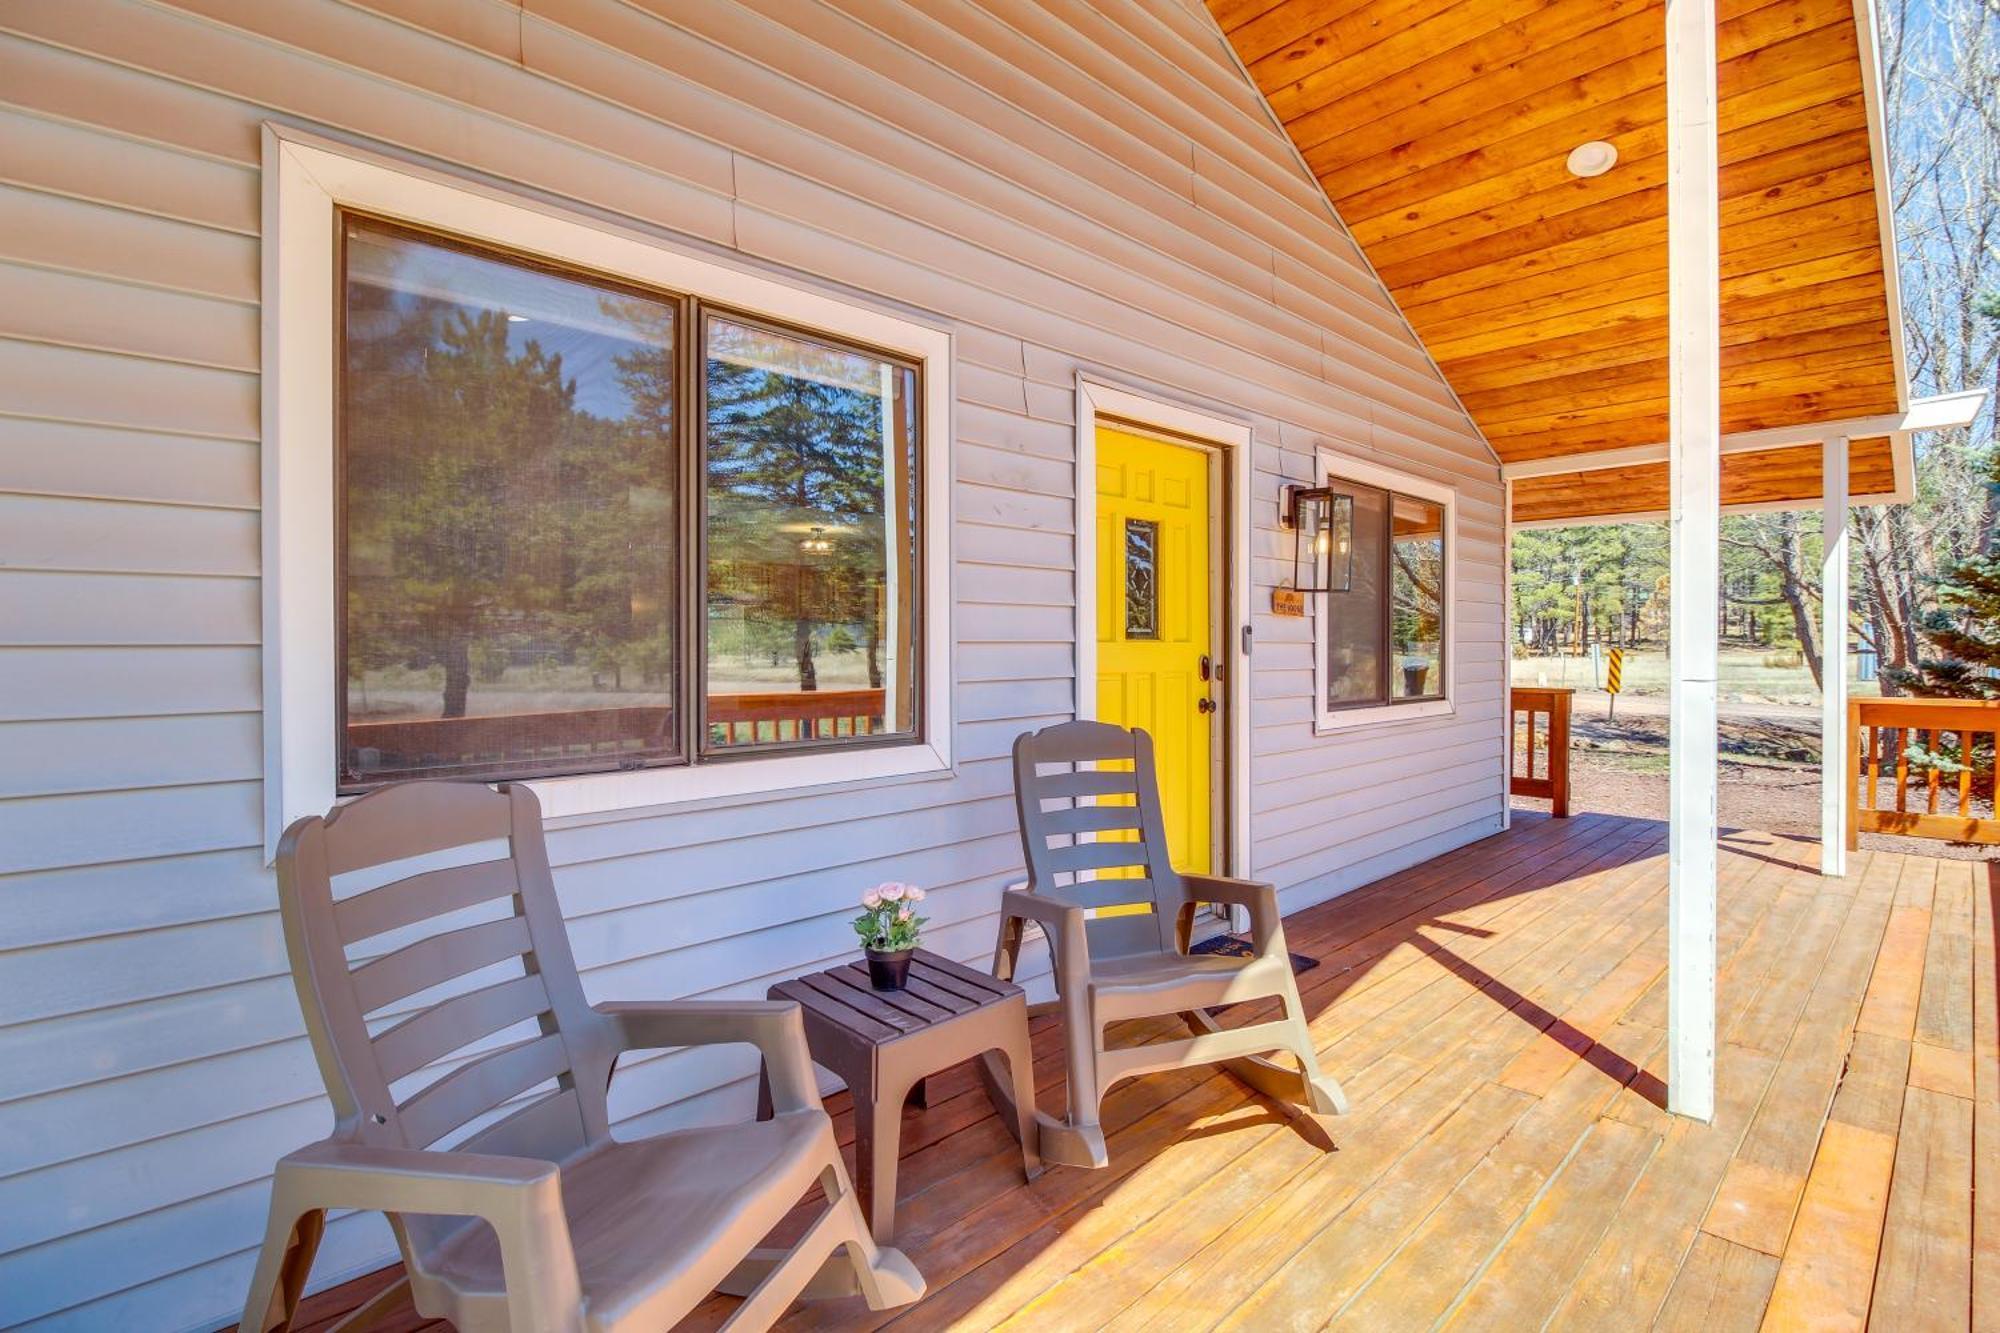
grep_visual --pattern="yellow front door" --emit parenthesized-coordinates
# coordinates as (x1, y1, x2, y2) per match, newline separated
(1095, 425, 1214, 877)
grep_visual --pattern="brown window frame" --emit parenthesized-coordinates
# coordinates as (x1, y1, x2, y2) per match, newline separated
(1321, 476, 1449, 714)
(333, 212, 927, 794)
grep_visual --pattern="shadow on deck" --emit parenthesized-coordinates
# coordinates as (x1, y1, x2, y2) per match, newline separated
(268, 812, 2000, 1331)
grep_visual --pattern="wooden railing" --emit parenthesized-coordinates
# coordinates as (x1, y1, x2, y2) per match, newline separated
(1846, 698, 1999, 850)
(347, 705, 674, 778)
(1510, 686, 1573, 818)
(707, 688, 885, 745)
(345, 688, 887, 777)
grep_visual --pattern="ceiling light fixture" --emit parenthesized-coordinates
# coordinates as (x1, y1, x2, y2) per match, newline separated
(1565, 140, 1618, 178)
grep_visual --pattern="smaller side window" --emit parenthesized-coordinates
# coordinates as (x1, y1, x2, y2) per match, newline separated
(1323, 482, 1388, 707)
(1320, 466, 1451, 717)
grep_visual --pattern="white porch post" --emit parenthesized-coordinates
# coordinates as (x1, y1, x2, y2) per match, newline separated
(1666, 0, 1720, 1122)
(1821, 434, 1850, 875)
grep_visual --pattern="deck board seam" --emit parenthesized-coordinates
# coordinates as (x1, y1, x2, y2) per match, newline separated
(1748, 866, 1905, 1323)
(1286, 840, 1691, 1324)
(1075, 821, 1676, 1328)
(1531, 850, 1822, 1327)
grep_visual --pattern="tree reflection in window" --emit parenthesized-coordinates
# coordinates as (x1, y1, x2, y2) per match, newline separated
(340, 218, 679, 787)
(1125, 518, 1160, 640)
(1389, 495, 1445, 699)
(1322, 478, 1448, 710)
(703, 316, 919, 748)
(338, 218, 926, 785)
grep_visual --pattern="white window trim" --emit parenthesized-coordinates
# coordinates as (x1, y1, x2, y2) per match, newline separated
(261, 126, 953, 858)
(1310, 449, 1457, 734)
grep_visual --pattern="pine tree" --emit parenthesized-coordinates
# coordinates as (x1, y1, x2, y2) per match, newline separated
(702, 325, 888, 694)
(346, 302, 581, 718)
(1884, 295, 2000, 702)
(1509, 524, 1667, 654)
(1890, 444, 2000, 700)
(345, 249, 675, 723)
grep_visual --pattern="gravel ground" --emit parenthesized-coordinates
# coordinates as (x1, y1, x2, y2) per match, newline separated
(1512, 712, 1998, 863)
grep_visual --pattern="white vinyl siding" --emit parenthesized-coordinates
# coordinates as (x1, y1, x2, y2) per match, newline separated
(0, 2, 1501, 1328)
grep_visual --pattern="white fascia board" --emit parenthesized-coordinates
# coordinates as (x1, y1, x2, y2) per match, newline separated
(1508, 488, 1907, 530)
(1498, 389, 1989, 482)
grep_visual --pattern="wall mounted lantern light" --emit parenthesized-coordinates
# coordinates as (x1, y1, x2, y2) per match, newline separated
(1281, 484, 1353, 594)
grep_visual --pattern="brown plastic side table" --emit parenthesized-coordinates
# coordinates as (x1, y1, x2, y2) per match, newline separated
(761, 949, 1042, 1243)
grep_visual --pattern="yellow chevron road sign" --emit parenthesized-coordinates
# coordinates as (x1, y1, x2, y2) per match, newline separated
(1606, 648, 1624, 694)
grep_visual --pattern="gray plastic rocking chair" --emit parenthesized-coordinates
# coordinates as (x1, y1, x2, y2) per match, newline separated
(241, 780, 922, 1332)
(985, 720, 1347, 1168)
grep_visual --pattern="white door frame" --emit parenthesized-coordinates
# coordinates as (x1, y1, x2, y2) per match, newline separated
(1074, 375, 1254, 882)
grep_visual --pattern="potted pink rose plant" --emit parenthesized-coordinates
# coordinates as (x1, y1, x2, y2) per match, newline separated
(852, 881, 928, 990)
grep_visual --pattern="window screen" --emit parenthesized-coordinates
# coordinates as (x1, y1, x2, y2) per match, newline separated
(340, 219, 681, 787)
(1323, 475, 1448, 711)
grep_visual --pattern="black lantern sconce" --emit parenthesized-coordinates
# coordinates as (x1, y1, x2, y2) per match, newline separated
(1281, 484, 1353, 594)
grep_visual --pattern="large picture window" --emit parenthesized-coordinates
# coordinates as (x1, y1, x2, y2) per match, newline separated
(266, 133, 952, 842)
(1315, 458, 1452, 727)
(337, 217, 922, 791)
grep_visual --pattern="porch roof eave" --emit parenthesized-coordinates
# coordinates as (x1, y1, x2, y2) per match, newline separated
(1204, 0, 1955, 527)
(1504, 388, 1990, 530)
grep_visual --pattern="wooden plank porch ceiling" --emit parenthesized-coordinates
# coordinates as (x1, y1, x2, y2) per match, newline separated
(1208, 0, 1905, 525)
(282, 812, 1996, 1331)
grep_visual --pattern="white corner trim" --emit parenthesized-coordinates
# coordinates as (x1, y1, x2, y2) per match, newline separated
(260, 126, 954, 858)
(1073, 376, 1254, 880)
(1899, 387, 1990, 431)
(1310, 447, 1459, 735)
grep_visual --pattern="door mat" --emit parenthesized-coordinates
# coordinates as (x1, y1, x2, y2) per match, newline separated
(1189, 933, 1319, 975)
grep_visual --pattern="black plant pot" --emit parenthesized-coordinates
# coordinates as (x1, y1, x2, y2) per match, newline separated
(1402, 664, 1430, 695)
(866, 947, 913, 991)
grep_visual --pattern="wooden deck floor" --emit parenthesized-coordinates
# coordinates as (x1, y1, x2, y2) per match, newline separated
(282, 812, 1997, 1331)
